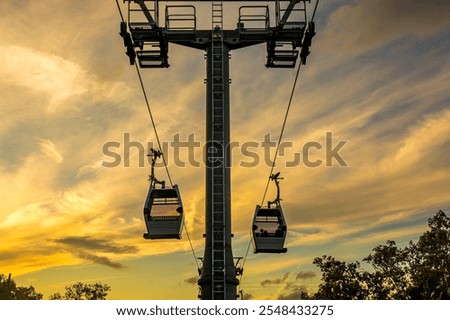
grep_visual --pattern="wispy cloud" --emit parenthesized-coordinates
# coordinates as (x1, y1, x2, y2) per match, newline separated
(277, 282, 309, 300)
(321, 0, 450, 53)
(75, 250, 126, 270)
(242, 292, 254, 300)
(0, 46, 88, 112)
(51, 236, 140, 269)
(53, 236, 139, 254)
(184, 276, 198, 286)
(35, 138, 64, 164)
(260, 273, 290, 287)
(295, 271, 316, 280)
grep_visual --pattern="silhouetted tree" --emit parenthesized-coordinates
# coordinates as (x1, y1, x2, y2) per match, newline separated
(364, 240, 410, 299)
(49, 282, 111, 300)
(407, 210, 450, 299)
(0, 274, 43, 300)
(309, 210, 450, 300)
(312, 256, 368, 299)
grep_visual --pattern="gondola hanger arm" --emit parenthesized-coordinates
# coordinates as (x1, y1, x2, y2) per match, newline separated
(268, 172, 283, 207)
(148, 148, 165, 188)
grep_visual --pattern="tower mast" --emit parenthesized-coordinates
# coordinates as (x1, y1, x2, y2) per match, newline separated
(121, 0, 314, 300)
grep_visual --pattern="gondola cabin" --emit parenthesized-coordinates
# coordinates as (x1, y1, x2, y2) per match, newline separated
(252, 205, 287, 253)
(143, 184, 183, 240)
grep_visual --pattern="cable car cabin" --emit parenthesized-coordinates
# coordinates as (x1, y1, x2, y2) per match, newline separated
(252, 205, 287, 253)
(143, 184, 183, 240)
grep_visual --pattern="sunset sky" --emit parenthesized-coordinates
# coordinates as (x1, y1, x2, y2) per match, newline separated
(1, 0, 449, 300)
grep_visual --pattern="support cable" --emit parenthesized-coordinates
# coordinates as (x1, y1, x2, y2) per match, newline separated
(311, 0, 320, 22)
(115, 0, 199, 274)
(260, 62, 302, 206)
(115, 0, 173, 187)
(134, 64, 173, 187)
(237, 232, 253, 297)
(115, 0, 125, 23)
(240, 0, 321, 289)
(240, 61, 303, 292)
(183, 220, 201, 272)
(260, 0, 320, 207)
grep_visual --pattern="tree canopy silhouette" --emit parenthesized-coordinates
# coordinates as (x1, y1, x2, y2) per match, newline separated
(0, 274, 43, 300)
(49, 282, 111, 300)
(0, 275, 110, 300)
(306, 210, 450, 300)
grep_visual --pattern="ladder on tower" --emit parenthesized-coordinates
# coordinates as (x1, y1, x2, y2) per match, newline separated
(212, 1, 223, 28)
(210, 0, 226, 300)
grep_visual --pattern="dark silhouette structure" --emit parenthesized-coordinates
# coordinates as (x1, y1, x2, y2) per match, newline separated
(118, 0, 316, 300)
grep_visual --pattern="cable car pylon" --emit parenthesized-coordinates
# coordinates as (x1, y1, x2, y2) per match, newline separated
(115, 0, 320, 300)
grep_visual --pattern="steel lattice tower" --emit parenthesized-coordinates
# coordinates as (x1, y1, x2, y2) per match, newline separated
(120, 0, 314, 300)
